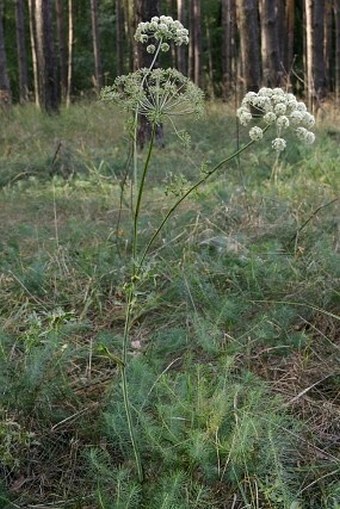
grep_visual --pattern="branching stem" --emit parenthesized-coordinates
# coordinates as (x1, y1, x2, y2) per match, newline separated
(137, 128, 269, 272)
(120, 76, 269, 486)
(133, 124, 156, 259)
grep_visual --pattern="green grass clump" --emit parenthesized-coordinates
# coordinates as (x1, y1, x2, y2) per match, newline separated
(0, 101, 339, 507)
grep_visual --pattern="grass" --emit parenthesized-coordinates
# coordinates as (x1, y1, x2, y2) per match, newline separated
(0, 100, 339, 508)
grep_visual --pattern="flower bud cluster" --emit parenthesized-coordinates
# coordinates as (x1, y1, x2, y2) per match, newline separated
(249, 126, 264, 141)
(237, 87, 316, 151)
(134, 15, 189, 53)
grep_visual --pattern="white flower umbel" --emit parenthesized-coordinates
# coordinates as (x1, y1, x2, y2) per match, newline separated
(237, 87, 316, 151)
(134, 15, 189, 50)
(101, 68, 204, 125)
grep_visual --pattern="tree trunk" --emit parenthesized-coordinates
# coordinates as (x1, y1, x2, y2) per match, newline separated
(323, 0, 333, 92)
(313, 0, 326, 102)
(116, 0, 124, 75)
(304, 0, 314, 109)
(35, 0, 59, 113)
(237, 0, 261, 92)
(335, 0, 340, 105)
(205, 16, 214, 97)
(169, 0, 177, 67)
(193, 0, 201, 87)
(123, 0, 134, 70)
(34, 0, 45, 105)
(285, 0, 295, 82)
(28, 0, 39, 107)
(0, 0, 11, 109)
(221, 0, 236, 100)
(90, 0, 103, 90)
(260, 0, 282, 87)
(176, 0, 186, 74)
(15, 0, 29, 103)
(66, 0, 73, 107)
(276, 0, 285, 71)
(55, 0, 67, 101)
(189, 0, 202, 86)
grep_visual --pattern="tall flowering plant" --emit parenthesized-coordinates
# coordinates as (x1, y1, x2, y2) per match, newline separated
(101, 17, 316, 482)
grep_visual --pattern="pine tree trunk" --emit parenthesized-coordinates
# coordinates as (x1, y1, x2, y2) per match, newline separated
(44, 0, 59, 112)
(35, 0, 59, 113)
(28, 0, 40, 107)
(313, 0, 326, 102)
(237, 0, 261, 92)
(134, 0, 142, 70)
(55, 0, 67, 101)
(193, 0, 201, 87)
(66, 0, 73, 107)
(116, 0, 124, 75)
(0, 0, 11, 109)
(335, 0, 340, 105)
(260, 0, 282, 87)
(276, 0, 285, 71)
(285, 0, 295, 81)
(304, 0, 314, 109)
(123, 0, 133, 70)
(176, 0, 186, 74)
(15, 0, 29, 103)
(90, 0, 103, 90)
(169, 0, 176, 67)
(34, 0, 45, 105)
(205, 16, 214, 97)
(323, 0, 333, 92)
(221, 0, 236, 100)
(189, 0, 202, 86)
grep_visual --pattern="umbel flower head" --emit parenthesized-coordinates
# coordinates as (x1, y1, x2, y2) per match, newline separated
(134, 15, 189, 53)
(101, 68, 204, 125)
(237, 87, 316, 151)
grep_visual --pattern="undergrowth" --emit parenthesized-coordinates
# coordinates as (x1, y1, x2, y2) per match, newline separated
(0, 102, 339, 508)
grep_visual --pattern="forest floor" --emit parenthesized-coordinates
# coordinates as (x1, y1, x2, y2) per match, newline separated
(0, 101, 339, 508)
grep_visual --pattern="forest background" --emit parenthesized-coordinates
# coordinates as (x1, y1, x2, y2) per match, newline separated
(0, 0, 340, 113)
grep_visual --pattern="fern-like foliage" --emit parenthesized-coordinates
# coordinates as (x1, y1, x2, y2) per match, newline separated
(88, 448, 142, 508)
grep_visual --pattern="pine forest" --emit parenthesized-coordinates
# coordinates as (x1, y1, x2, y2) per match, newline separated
(0, 0, 340, 110)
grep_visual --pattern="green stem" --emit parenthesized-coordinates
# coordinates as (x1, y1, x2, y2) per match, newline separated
(121, 368, 143, 482)
(121, 283, 144, 482)
(137, 133, 265, 271)
(121, 40, 164, 481)
(133, 124, 156, 260)
(122, 107, 268, 482)
(120, 123, 157, 483)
